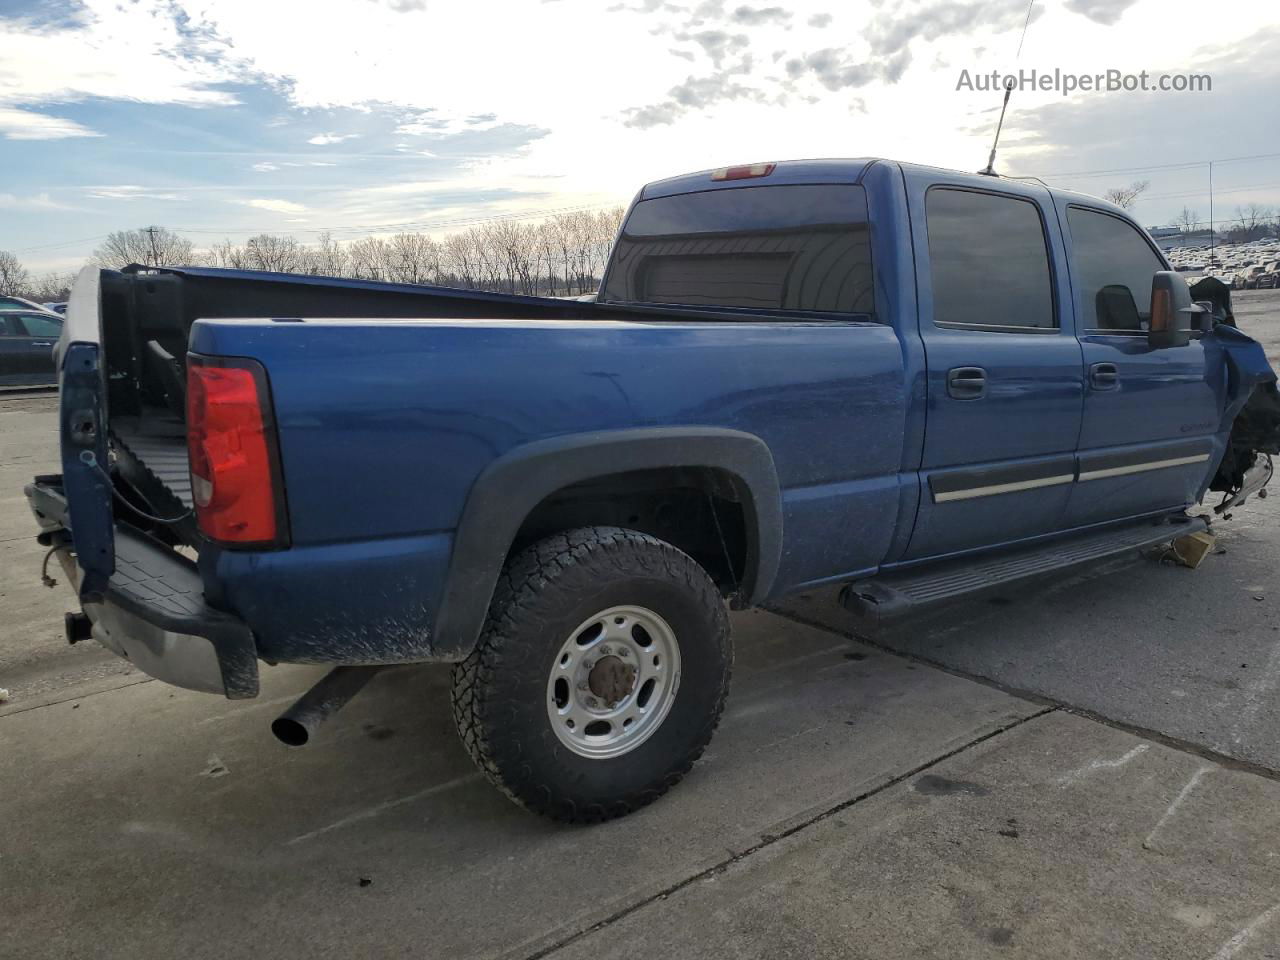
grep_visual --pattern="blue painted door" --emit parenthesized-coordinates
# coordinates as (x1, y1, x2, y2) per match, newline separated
(1057, 203, 1223, 526)
(899, 172, 1084, 561)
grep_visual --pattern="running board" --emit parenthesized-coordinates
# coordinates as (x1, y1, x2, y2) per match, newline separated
(841, 516, 1208, 625)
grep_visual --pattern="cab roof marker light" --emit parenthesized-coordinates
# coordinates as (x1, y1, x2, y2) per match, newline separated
(710, 163, 776, 182)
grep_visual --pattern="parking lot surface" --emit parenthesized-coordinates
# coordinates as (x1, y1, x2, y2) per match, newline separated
(3, 291, 1280, 959)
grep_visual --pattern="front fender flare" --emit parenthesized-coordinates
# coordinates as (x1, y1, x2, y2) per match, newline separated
(432, 427, 782, 657)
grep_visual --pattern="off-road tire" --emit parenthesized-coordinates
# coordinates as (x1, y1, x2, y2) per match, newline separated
(450, 526, 732, 822)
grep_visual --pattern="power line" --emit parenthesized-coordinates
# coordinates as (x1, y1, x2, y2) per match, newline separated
(10, 233, 114, 254)
(1027, 151, 1280, 182)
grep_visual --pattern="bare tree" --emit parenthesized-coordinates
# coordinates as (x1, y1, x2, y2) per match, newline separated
(386, 232, 440, 285)
(1236, 203, 1270, 231)
(1103, 180, 1151, 210)
(441, 232, 480, 289)
(1175, 207, 1201, 234)
(0, 250, 31, 296)
(347, 237, 390, 281)
(306, 231, 350, 277)
(93, 226, 195, 268)
(44, 205, 631, 300)
(206, 239, 252, 270)
(27, 272, 75, 302)
(243, 234, 303, 273)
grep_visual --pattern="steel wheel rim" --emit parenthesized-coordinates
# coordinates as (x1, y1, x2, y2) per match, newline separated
(546, 604, 682, 759)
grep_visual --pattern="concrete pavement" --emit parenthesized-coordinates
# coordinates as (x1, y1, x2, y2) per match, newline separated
(2, 611, 1041, 960)
(774, 496, 1280, 773)
(552, 711, 1280, 960)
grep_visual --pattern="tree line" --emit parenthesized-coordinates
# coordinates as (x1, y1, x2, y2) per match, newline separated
(6, 195, 1280, 306)
(0, 207, 626, 303)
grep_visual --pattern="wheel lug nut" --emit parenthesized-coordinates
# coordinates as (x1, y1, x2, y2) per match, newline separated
(583, 660, 594, 670)
(617, 648, 629, 657)
(577, 681, 590, 691)
(599, 645, 612, 655)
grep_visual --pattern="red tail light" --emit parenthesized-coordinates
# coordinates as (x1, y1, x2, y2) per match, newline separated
(186, 356, 287, 548)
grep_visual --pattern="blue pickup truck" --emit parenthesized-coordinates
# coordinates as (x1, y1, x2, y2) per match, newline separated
(27, 158, 1280, 821)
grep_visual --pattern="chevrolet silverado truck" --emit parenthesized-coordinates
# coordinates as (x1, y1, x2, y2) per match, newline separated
(26, 159, 1280, 821)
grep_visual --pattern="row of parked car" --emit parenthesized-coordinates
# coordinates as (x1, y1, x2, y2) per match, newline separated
(0, 294, 64, 387)
(1164, 239, 1280, 289)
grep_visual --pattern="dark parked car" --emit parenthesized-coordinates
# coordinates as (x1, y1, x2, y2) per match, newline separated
(0, 295, 49, 311)
(0, 310, 62, 386)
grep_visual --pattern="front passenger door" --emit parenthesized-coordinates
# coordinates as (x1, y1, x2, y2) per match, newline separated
(1060, 205, 1223, 527)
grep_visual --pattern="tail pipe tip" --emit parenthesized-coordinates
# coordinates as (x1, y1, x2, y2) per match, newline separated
(271, 665, 384, 747)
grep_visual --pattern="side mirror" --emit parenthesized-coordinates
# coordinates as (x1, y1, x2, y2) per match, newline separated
(1192, 301, 1216, 334)
(1148, 271, 1194, 349)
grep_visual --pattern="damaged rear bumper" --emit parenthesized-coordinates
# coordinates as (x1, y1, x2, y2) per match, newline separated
(26, 477, 259, 699)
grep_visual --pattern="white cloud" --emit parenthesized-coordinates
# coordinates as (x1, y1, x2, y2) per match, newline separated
(4, 0, 1278, 270)
(85, 185, 181, 201)
(0, 0, 246, 114)
(0, 106, 101, 140)
(245, 198, 308, 213)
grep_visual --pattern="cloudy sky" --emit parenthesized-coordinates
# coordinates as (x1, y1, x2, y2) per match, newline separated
(1, 0, 1277, 273)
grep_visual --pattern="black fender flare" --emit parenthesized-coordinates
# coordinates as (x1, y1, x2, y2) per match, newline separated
(432, 426, 782, 657)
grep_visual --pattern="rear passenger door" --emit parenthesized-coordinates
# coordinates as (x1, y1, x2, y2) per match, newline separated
(1059, 205, 1222, 527)
(903, 180, 1084, 560)
(0, 315, 36, 385)
(13, 313, 61, 383)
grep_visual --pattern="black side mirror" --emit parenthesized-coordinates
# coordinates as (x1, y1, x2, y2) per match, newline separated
(1148, 271, 1194, 349)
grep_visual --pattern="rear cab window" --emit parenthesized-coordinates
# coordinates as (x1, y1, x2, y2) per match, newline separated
(1065, 206, 1165, 332)
(601, 184, 873, 317)
(925, 187, 1057, 333)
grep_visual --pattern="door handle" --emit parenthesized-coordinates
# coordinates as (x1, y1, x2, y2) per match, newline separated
(31, 341, 52, 347)
(1090, 362, 1119, 389)
(947, 366, 986, 399)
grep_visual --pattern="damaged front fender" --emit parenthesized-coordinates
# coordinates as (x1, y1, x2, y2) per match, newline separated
(1207, 323, 1280, 500)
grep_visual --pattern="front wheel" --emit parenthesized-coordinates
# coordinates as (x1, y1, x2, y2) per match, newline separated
(450, 526, 732, 822)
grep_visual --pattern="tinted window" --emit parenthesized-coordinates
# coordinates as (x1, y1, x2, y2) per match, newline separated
(18, 314, 62, 337)
(0, 316, 21, 337)
(602, 184, 873, 315)
(0, 297, 29, 309)
(926, 188, 1055, 330)
(1067, 207, 1164, 330)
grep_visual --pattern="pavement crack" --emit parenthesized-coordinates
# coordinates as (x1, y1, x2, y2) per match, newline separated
(766, 605, 1280, 785)
(518, 704, 1057, 960)
(0, 676, 153, 719)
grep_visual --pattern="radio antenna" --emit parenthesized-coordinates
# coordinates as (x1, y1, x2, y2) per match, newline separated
(980, 79, 1015, 177)
(980, 0, 1035, 177)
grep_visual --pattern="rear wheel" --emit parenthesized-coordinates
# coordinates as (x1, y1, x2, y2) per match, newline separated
(450, 526, 731, 822)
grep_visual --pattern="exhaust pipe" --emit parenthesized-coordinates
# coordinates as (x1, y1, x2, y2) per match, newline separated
(271, 665, 383, 746)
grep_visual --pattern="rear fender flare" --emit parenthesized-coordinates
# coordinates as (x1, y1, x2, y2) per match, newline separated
(433, 427, 782, 657)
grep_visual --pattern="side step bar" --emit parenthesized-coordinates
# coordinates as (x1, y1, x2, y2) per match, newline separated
(841, 515, 1207, 626)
